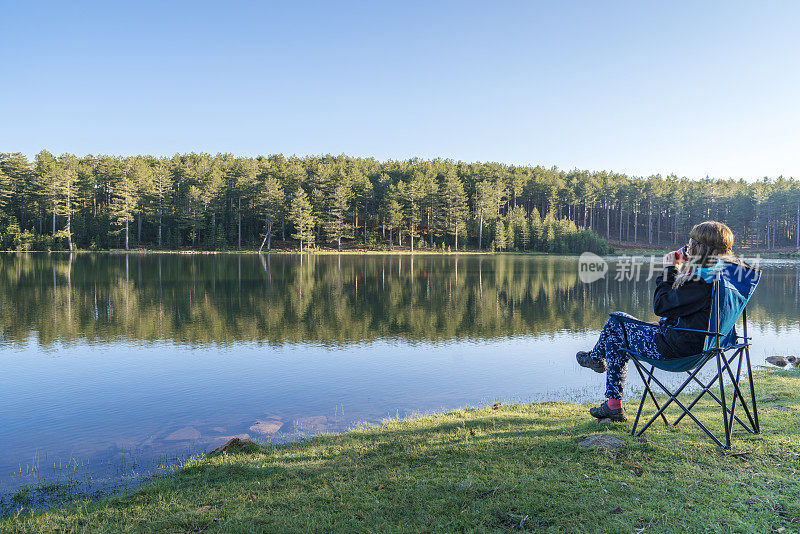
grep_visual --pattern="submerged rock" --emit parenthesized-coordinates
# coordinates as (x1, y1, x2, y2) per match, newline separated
(249, 419, 283, 435)
(165, 426, 201, 441)
(289, 415, 342, 433)
(578, 435, 623, 451)
(761, 394, 777, 401)
(765, 356, 789, 367)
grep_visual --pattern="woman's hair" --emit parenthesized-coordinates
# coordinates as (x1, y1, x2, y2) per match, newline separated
(687, 221, 735, 267)
(672, 221, 736, 288)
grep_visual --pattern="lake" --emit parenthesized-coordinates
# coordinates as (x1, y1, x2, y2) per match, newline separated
(1, 253, 797, 507)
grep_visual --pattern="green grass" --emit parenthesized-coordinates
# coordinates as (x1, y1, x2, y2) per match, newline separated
(2, 369, 799, 533)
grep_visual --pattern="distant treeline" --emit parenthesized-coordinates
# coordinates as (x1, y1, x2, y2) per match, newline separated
(1, 152, 798, 253)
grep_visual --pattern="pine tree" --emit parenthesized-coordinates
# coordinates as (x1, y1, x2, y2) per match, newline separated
(289, 188, 315, 252)
(474, 180, 494, 250)
(350, 167, 373, 245)
(418, 165, 438, 246)
(227, 158, 257, 249)
(385, 194, 403, 250)
(399, 178, 423, 252)
(0, 166, 12, 223)
(33, 150, 59, 237)
(110, 158, 136, 250)
(507, 205, 526, 250)
(529, 208, 542, 249)
(325, 182, 351, 251)
(150, 163, 172, 249)
(259, 176, 284, 253)
(495, 219, 507, 251)
(440, 168, 467, 249)
(0, 153, 31, 228)
(57, 154, 78, 250)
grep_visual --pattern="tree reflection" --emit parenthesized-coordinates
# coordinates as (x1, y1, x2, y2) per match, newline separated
(0, 254, 795, 347)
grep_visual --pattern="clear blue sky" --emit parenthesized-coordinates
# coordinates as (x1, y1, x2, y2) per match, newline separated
(2, 1, 799, 180)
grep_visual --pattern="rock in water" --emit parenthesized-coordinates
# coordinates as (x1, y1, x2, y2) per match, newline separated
(766, 356, 789, 367)
(209, 437, 254, 455)
(165, 426, 201, 440)
(249, 419, 283, 435)
(207, 433, 250, 449)
(578, 435, 623, 451)
(288, 415, 341, 433)
(761, 394, 777, 401)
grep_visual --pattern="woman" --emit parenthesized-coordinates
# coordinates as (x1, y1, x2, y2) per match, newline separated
(576, 221, 737, 421)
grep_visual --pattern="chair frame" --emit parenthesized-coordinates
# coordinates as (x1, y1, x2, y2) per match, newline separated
(611, 273, 760, 449)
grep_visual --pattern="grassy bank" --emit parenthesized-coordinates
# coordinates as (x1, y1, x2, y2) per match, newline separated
(2, 369, 799, 533)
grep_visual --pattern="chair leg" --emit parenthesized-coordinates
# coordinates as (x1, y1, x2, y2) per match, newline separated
(675, 371, 713, 427)
(717, 352, 731, 449)
(632, 355, 726, 447)
(631, 378, 649, 437)
(721, 348, 757, 433)
(685, 373, 755, 433)
(618, 321, 669, 432)
(632, 363, 710, 438)
(673, 354, 747, 428)
(626, 347, 756, 448)
(674, 350, 754, 433)
(727, 355, 740, 436)
(702, 348, 757, 434)
(629, 359, 669, 431)
(637, 370, 726, 448)
(742, 307, 759, 434)
(744, 343, 760, 434)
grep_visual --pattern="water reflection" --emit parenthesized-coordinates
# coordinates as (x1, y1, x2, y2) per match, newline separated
(1, 253, 796, 346)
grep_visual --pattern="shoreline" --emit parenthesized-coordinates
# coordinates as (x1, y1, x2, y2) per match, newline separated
(0, 248, 797, 259)
(3, 368, 798, 532)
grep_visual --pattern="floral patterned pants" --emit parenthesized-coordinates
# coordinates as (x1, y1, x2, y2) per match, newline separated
(590, 312, 667, 400)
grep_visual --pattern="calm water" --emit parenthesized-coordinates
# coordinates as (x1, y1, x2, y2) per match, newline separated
(1, 253, 798, 506)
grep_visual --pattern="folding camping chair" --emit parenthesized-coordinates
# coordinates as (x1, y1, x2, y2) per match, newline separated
(610, 260, 762, 449)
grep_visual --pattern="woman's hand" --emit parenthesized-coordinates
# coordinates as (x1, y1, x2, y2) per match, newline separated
(663, 250, 685, 268)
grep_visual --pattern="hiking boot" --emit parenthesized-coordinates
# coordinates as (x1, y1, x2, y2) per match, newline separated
(576, 350, 605, 373)
(589, 400, 627, 422)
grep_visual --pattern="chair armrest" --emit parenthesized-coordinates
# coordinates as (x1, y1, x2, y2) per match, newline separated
(608, 313, 656, 328)
(609, 315, 726, 338)
(666, 327, 723, 337)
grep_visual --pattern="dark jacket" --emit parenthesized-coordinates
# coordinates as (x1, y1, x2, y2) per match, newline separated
(653, 266, 713, 359)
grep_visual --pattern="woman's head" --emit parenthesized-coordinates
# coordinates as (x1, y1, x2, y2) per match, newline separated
(686, 221, 735, 266)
